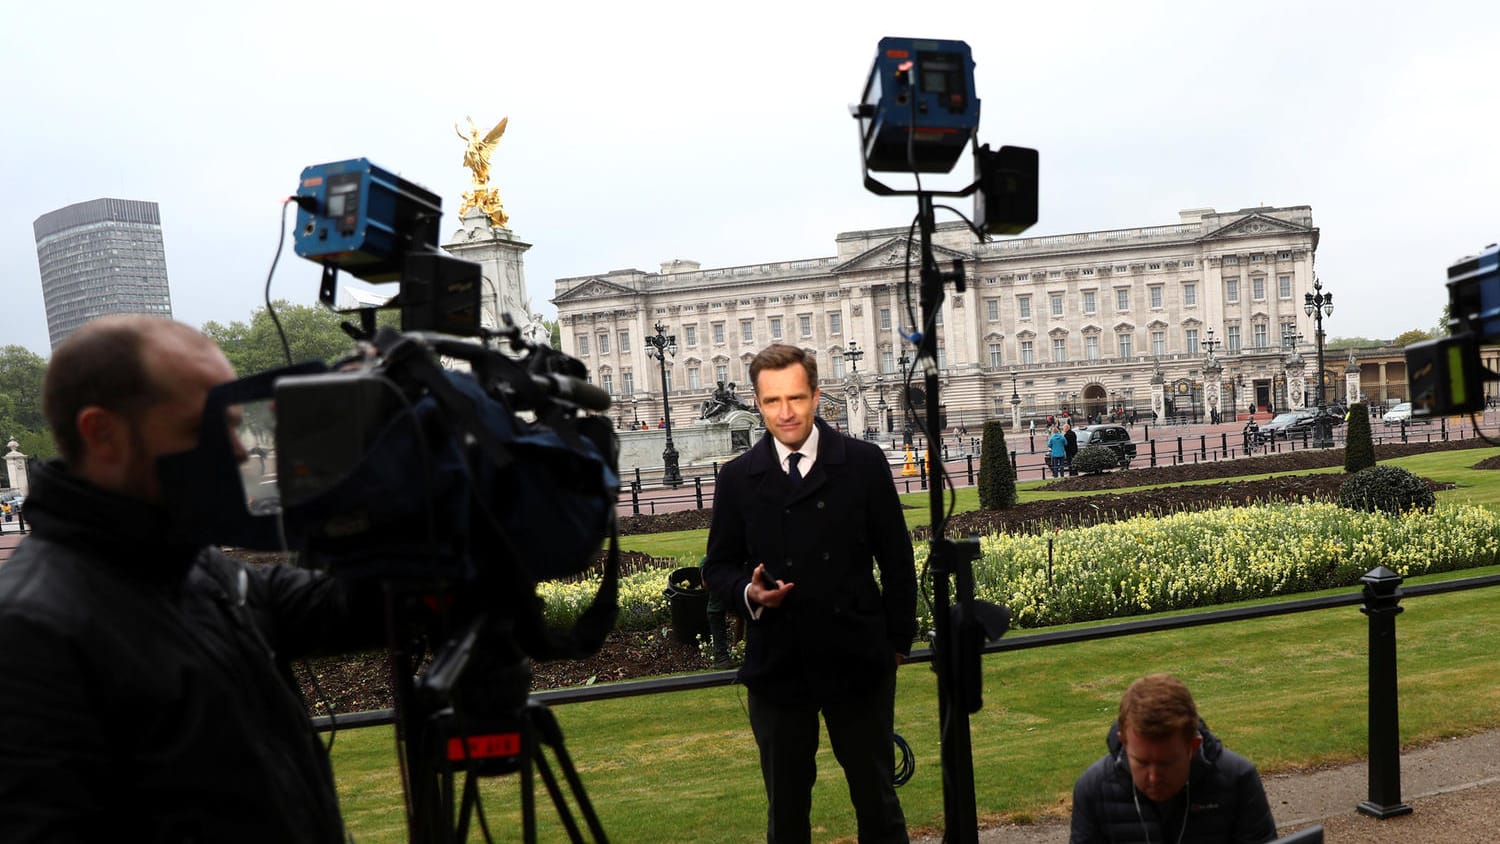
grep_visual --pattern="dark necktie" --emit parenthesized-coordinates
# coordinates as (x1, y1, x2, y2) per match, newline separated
(787, 452, 804, 485)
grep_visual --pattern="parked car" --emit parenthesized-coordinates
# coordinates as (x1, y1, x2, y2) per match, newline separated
(1259, 411, 1318, 440)
(1383, 401, 1416, 426)
(1073, 424, 1136, 466)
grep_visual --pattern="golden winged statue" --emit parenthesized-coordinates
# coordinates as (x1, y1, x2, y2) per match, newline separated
(455, 115, 510, 227)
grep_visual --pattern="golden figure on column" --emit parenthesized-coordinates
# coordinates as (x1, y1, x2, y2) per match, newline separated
(455, 115, 510, 227)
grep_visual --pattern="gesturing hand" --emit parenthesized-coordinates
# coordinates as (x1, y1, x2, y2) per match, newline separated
(748, 563, 794, 608)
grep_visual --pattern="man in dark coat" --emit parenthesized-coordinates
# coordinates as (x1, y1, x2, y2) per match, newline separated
(1070, 674, 1276, 843)
(0, 315, 379, 842)
(704, 343, 917, 844)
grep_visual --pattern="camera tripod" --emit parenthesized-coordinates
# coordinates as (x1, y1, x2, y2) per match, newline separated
(393, 614, 608, 844)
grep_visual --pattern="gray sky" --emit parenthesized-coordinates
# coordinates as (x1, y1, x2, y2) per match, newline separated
(3, 1, 1496, 359)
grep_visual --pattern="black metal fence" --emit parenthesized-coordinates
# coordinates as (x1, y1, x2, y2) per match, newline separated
(313, 570, 1500, 816)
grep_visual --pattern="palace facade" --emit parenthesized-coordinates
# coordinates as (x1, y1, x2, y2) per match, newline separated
(553, 205, 1331, 430)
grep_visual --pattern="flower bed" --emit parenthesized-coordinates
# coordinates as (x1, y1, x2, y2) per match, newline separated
(940, 501, 1500, 630)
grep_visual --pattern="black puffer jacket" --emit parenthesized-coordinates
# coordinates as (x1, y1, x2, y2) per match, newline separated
(1070, 720, 1276, 844)
(0, 461, 379, 842)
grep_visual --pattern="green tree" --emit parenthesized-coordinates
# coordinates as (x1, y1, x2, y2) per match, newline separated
(1391, 328, 1436, 347)
(0, 346, 48, 432)
(202, 301, 366, 376)
(1325, 336, 1387, 351)
(0, 345, 55, 485)
(1343, 403, 1374, 473)
(545, 318, 561, 350)
(977, 419, 1017, 510)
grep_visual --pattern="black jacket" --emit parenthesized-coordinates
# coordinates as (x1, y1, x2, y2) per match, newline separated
(703, 419, 917, 706)
(0, 461, 377, 842)
(1070, 720, 1276, 844)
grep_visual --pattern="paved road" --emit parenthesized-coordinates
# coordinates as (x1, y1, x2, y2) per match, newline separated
(617, 414, 1479, 516)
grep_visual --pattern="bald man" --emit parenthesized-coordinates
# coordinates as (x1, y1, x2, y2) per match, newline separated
(0, 316, 375, 842)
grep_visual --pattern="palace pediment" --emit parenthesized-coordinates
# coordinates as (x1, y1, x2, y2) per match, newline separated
(833, 236, 971, 273)
(554, 277, 637, 302)
(1201, 213, 1313, 241)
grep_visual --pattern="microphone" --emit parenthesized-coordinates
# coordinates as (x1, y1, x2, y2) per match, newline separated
(531, 373, 611, 412)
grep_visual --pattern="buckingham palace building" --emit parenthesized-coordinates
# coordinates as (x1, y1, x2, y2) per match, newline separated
(552, 205, 1327, 432)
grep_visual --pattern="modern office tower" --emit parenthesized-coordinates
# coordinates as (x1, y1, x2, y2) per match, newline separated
(33, 198, 174, 349)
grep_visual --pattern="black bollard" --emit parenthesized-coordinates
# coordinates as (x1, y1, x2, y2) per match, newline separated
(1357, 566, 1413, 819)
(1199, 434, 1206, 461)
(1176, 436, 1183, 462)
(1010, 450, 1018, 481)
(1220, 432, 1228, 458)
(630, 479, 641, 516)
(966, 453, 975, 485)
(694, 476, 704, 509)
(1149, 440, 1157, 468)
(1400, 419, 1408, 444)
(918, 456, 927, 490)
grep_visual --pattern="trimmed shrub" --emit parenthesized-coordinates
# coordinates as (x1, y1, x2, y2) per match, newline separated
(1074, 444, 1120, 475)
(1344, 403, 1375, 473)
(978, 419, 1018, 510)
(1338, 464, 1435, 514)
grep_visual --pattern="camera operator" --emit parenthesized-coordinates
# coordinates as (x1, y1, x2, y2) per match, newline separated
(0, 316, 381, 842)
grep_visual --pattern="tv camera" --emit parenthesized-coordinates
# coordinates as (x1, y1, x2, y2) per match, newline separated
(852, 36, 1032, 844)
(1406, 243, 1500, 419)
(159, 160, 620, 843)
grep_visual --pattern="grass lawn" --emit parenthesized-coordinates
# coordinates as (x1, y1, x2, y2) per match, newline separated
(332, 571, 1500, 842)
(330, 445, 1500, 840)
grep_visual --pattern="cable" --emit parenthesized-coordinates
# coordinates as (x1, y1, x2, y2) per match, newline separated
(265, 199, 297, 367)
(893, 732, 916, 787)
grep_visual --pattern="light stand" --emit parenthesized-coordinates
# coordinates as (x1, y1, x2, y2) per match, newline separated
(645, 321, 682, 486)
(1305, 277, 1335, 448)
(852, 38, 1033, 842)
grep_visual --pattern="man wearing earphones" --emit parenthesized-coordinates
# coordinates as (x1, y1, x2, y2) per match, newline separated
(1070, 674, 1277, 843)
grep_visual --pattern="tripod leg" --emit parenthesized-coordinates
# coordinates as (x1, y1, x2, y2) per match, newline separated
(533, 753, 588, 843)
(528, 702, 609, 843)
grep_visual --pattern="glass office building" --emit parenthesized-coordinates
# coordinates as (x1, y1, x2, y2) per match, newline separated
(33, 198, 173, 349)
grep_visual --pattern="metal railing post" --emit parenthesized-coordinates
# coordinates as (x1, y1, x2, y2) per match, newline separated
(694, 476, 704, 509)
(1358, 566, 1413, 819)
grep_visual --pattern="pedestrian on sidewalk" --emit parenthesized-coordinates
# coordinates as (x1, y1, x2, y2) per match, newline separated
(1047, 426, 1067, 478)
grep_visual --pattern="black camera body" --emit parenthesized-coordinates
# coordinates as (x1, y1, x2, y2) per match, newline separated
(1406, 243, 1499, 418)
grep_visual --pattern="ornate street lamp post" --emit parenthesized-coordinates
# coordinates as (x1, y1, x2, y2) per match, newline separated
(645, 321, 682, 486)
(1203, 328, 1222, 423)
(631, 397, 639, 428)
(842, 340, 866, 432)
(897, 351, 914, 432)
(1305, 276, 1335, 448)
(844, 339, 864, 373)
(1009, 366, 1021, 430)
